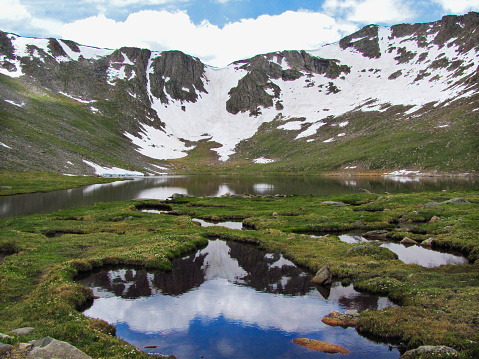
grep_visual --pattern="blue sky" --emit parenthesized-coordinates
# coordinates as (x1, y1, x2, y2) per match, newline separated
(2, 0, 479, 66)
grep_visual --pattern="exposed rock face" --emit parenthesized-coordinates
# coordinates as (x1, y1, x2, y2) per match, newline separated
(149, 50, 207, 104)
(400, 237, 418, 245)
(292, 338, 349, 354)
(340, 25, 381, 59)
(227, 50, 350, 115)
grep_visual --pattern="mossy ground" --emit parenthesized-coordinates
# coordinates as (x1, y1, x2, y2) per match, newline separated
(0, 190, 477, 358)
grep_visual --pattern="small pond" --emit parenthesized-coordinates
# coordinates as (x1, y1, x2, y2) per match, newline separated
(78, 239, 400, 358)
(338, 234, 468, 267)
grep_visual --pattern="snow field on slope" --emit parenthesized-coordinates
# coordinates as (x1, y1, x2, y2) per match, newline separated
(125, 58, 282, 161)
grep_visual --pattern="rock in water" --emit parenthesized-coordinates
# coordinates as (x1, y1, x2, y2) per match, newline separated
(311, 264, 332, 285)
(321, 310, 360, 328)
(400, 237, 417, 245)
(293, 338, 349, 354)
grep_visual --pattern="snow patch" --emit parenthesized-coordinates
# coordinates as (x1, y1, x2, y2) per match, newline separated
(384, 170, 421, 176)
(59, 92, 96, 103)
(253, 157, 275, 164)
(4, 99, 24, 107)
(0, 142, 12, 149)
(278, 121, 303, 131)
(83, 160, 144, 177)
(90, 106, 99, 113)
(435, 124, 449, 128)
(344, 166, 357, 169)
(323, 137, 335, 143)
(295, 121, 326, 139)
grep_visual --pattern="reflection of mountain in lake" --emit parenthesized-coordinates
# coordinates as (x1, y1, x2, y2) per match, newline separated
(78, 240, 391, 313)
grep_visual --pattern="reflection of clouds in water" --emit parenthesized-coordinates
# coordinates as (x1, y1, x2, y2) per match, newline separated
(384, 176, 421, 183)
(215, 184, 234, 196)
(198, 240, 248, 282)
(381, 243, 467, 267)
(253, 183, 274, 193)
(339, 235, 467, 267)
(136, 186, 186, 199)
(85, 278, 339, 334)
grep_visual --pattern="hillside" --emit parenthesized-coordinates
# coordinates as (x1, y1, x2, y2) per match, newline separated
(0, 12, 478, 175)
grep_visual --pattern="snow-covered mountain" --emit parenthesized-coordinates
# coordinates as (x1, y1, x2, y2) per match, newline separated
(1, 12, 478, 175)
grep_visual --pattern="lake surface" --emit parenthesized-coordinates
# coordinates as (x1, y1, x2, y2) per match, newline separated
(1, 175, 477, 218)
(78, 239, 400, 358)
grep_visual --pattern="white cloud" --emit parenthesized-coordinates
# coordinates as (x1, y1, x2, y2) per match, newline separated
(0, 0, 31, 28)
(62, 10, 357, 67)
(84, 0, 189, 6)
(323, 0, 416, 24)
(433, 0, 479, 13)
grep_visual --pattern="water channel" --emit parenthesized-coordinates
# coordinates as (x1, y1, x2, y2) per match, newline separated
(1, 175, 477, 218)
(77, 239, 400, 358)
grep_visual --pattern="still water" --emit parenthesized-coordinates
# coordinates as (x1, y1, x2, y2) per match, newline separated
(338, 234, 468, 267)
(1, 175, 477, 218)
(78, 239, 399, 358)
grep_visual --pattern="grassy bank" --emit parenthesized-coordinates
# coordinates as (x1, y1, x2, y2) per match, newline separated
(0, 172, 126, 196)
(0, 190, 477, 358)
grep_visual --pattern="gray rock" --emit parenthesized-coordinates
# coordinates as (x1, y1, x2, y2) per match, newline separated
(321, 201, 348, 206)
(28, 337, 91, 359)
(0, 333, 13, 339)
(358, 188, 371, 194)
(11, 327, 34, 335)
(363, 230, 389, 240)
(0, 343, 13, 355)
(443, 198, 470, 204)
(420, 238, 435, 247)
(429, 215, 441, 223)
(424, 202, 441, 208)
(311, 264, 332, 285)
(400, 345, 459, 358)
(400, 237, 418, 245)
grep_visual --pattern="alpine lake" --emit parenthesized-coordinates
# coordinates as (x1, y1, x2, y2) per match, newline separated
(1, 174, 477, 358)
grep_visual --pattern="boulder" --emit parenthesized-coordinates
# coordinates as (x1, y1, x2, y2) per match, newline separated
(429, 215, 441, 223)
(293, 338, 349, 354)
(420, 238, 435, 246)
(424, 202, 441, 208)
(321, 310, 360, 328)
(321, 201, 348, 206)
(443, 198, 470, 204)
(311, 264, 332, 285)
(400, 345, 458, 358)
(0, 343, 13, 355)
(400, 237, 417, 245)
(0, 333, 12, 339)
(11, 327, 34, 335)
(28, 337, 91, 359)
(363, 230, 389, 240)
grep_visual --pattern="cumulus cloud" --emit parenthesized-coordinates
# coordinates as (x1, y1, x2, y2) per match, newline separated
(323, 0, 416, 24)
(0, 0, 31, 29)
(433, 0, 479, 13)
(84, 0, 189, 6)
(62, 10, 357, 67)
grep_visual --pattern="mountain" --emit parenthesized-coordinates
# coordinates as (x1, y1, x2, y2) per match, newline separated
(1, 12, 478, 175)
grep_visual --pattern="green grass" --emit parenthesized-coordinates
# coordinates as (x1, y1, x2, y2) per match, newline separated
(0, 171, 126, 196)
(0, 190, 477, 357)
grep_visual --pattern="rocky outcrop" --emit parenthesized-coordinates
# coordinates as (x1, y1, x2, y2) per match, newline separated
(292, 338, 349, 354)
(400, 345, 458, 358)
(149, 50, 207, 104)
(339, 24, 381, 59)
